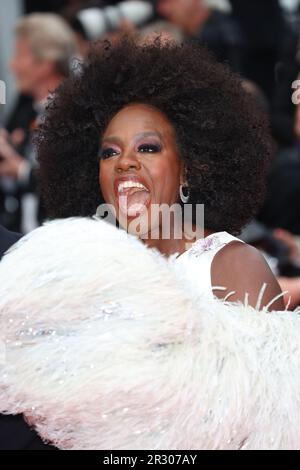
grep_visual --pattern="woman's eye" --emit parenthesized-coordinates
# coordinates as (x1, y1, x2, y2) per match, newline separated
(99, 147, 118, 160)
(138, 143, 161, 153)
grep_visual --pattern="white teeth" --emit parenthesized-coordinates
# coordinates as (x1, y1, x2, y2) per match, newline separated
(117, 181, 148, 193)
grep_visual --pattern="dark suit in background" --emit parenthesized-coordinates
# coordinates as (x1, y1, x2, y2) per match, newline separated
(0, 224, 21, 258)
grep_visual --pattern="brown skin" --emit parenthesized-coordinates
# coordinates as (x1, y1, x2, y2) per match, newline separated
(211, 242, 284, 310)
(99, 103, 284, 310)
(99, 103, 190, 256)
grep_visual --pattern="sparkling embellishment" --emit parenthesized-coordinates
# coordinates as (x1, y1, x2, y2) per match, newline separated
(188, 233, 226, 258)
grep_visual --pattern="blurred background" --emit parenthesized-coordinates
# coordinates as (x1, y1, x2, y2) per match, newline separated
(2, 0, 300, 305)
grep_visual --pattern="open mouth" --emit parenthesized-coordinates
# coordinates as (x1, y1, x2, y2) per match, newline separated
(115, 179, 151, 218)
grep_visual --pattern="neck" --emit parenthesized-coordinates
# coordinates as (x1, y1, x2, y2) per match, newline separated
(32, 75, 63, 104)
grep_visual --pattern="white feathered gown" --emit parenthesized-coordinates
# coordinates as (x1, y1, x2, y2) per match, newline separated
(0, 217, 300, 450)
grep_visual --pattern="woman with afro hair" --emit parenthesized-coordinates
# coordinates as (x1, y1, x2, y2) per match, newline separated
(36, 36, 283, 310)
(2, 37, 299, 451)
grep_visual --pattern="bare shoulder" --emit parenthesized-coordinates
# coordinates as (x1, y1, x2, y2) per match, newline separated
(211, 241, 285, 310)
(213, 241, 266, 272)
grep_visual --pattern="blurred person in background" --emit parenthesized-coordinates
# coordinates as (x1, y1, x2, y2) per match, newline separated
(0, 13, 76, 233)
(258, 137, 300, 236)
(220, 2, 300, 282)
(156, 0, 242, 72)
(65, 0, 155, 56)
(257, 21, 300, 236)
(240, 72, 300, 308)
(229, 0, 289, 102)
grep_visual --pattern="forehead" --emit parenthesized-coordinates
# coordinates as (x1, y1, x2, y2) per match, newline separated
(103, 103, 175, 137)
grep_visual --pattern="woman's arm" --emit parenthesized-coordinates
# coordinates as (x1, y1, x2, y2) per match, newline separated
(211, 241, 285, 310)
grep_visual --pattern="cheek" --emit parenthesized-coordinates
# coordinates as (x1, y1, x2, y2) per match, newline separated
(149, 154, 181, 200)
(24, 56, 35, 72)
(99, 162, 113, 201)
(16, 58, 27, 74)
(20, 60, 37, 82)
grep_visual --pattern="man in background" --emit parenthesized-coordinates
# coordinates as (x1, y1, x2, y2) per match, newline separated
(0, 13, 76, 233)
(156, 0, 242, 71)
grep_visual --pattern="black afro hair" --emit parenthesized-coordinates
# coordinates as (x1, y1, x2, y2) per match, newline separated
(37, 36, 272, 234)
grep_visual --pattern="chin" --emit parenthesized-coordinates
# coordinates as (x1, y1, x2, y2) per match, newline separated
(17, 82, 32, 94)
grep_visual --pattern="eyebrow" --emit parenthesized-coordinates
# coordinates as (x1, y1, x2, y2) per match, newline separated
(101, 131, 163, 145)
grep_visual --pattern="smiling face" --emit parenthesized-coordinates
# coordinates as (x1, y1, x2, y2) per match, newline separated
(99, 103, 183, 236)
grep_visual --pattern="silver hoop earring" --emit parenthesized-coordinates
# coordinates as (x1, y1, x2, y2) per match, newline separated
(179, 184, 190, 204)
(94, 204, 102, 219)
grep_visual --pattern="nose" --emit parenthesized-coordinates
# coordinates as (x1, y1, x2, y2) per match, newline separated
(115, 149, 141, 173)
